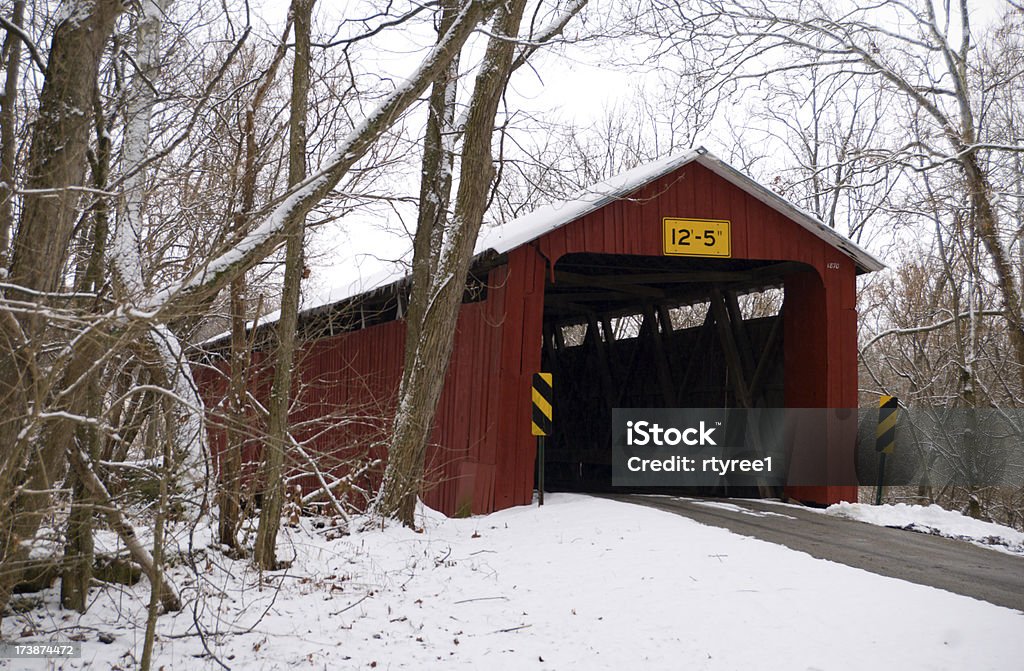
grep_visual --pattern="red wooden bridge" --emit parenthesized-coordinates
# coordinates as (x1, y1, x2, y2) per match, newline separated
(196, 147, 882, 516)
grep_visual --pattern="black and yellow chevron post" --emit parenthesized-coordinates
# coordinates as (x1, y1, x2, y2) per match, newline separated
(874, 395, 899, 505)
(876, 395, 898, 455)
(532, 373, 553, 437)
(532, 373, 553, 506)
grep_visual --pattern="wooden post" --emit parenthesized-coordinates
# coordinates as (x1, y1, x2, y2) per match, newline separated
(642, 304, 676, 405)
(532, 373, 554, 507)
(875, 396, 898, 505)
(676, 305, 714, 405)
(748, 313, 783, 403)
(586, 312, 616, 410)
(538, 435, 545, 506)
(724, 290, 756, 383)
(710, 289, 775, 497)
(709, 289, 752, 408)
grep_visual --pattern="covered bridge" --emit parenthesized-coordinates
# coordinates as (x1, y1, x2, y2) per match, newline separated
(197, 147, 882, 516)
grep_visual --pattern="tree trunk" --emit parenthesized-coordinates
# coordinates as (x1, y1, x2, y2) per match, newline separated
(113, 0, 208, 510)
(382, 0, 461, 526)
(60, 475, 94, 612)
(402, 0, 461, 372)
(113, 0, 175, 297)
(961, 151, 1024, 392)
(7, 0, 123, 295)
(219, 280, 247, 549)
(0, 0, 25, 266)
(218, 14, 292, 553)
(140, 397, 173, 670)
(254, 0, 314, 570)
(61, 100, 113, 613)
(0, 0, 126, 615)
(378, 0, 528, 525)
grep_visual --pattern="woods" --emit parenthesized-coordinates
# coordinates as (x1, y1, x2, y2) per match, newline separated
(1, 0, 1023, 663)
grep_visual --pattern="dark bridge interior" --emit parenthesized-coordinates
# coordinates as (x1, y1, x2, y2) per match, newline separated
(539, 252, 792, 494)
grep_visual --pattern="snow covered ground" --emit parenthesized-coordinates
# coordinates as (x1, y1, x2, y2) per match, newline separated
(826, 501, 1024, 556)
(3, 494, 1023, 670)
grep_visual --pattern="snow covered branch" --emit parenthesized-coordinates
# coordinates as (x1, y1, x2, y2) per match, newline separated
(136, 0, 498, 321)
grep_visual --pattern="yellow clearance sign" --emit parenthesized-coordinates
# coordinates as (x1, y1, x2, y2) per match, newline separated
(663, 218, 731, 257)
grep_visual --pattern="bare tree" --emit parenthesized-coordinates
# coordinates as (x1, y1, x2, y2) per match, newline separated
(734, 66, 902, 246)
(0, 0, 499, 617)
(663, 0, 1024, 388)
(254, 0, 315, 571)
(0, 0, 25, 268)
(220, 26, 292, 552)
(0, 0, 128, 612)
(378, 0, 588, 525)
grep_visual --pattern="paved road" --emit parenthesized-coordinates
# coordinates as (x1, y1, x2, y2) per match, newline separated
(607, 494, 1024, 612)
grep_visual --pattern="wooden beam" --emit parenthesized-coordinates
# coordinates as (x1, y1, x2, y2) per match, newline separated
(614, 324, 644, 406)
(724, 290, 756, 383)
(676, 304, 714, 405)
(642, 304, 676, 405)
(601, 315, 617, 344)
(552, 322, 566, 351)
(656, 304, 675, 336)
(709, 290, 777, 497)
(544, 300, 596, 318)
(551, 262, 805, 288)
(586, 312, 617, 410)
(749, 313, 783, 402)
(543, 322, 561, 374)
(556, 281, 772, 325)
(554, 271, 666, 298)
(545, 291, 657, 304)
(709, 288, 752, 408)
(600, 314, 625, 391)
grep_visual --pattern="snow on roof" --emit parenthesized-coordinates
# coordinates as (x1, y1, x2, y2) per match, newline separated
(324, 146, 882, 304)
(472, 148, 706, 256)
(203, 146, 883, 344)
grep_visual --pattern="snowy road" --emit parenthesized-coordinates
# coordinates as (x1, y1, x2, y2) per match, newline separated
(613, 495, 1024, 611)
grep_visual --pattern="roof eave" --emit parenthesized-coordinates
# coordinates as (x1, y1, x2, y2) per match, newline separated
(693, 151, 885, 274)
